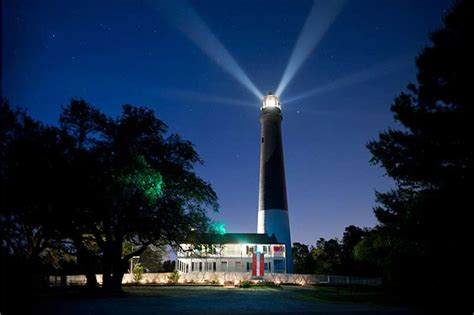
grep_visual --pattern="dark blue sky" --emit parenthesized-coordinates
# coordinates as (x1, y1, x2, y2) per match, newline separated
(2, 0, 451, 244)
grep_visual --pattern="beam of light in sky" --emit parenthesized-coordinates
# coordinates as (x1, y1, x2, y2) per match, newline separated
(283, 56, 412, 104)
(275, 0, 346, 97)
(161, 88, 255, 108)
(153, 0, 263, 100)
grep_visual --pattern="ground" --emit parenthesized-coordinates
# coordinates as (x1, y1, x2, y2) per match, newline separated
(34, 285, 424, 315)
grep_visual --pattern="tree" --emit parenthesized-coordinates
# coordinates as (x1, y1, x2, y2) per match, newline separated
(0, 100, 76, 313)
(162, 260, 175, 272)
(312, 238, 342, 275)
(58, 100, 218, 292)
(1, 99, 218, 293)
(340, 225, 376, 276)
(135, 245, 167, 273)
(292, 242, 315, 274)
(366, 0, 471, 303)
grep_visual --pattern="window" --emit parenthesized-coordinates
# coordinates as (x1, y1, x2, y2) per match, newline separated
(264, 262, 271, 271)
(246, 262, 252, 272)
(247, 245, 256, 255)
(213, 262, 216, 271)
(235, 261, 241, 272)
(221, 261, 228, 271)
(199, 262, 202, 272)
(274, 259, 285, 273)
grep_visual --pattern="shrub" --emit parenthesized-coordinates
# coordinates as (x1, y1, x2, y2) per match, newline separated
(168, 270, 180, 284)
(239, 280, 251, 288)
(132, 263, 144, 283)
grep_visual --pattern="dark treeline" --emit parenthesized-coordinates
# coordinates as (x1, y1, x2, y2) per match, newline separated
(1, 99, 219, 313)
(292, 225, 378, 277)
(296, 1, 471, 310)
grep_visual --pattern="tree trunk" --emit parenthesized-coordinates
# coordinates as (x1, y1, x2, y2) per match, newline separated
(102, 240, 126, 293)
(84, 272, 98, 291)
(73, 237, 99, 291)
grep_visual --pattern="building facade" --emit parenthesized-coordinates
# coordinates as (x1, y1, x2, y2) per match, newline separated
(176, 233, 287, 274)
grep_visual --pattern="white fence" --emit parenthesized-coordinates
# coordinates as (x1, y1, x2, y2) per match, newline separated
(49, 272, 381, 286)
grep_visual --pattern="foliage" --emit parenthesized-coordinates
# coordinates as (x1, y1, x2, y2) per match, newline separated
(312, 238, 342, 275)
(168, 270, 180, 284)
(211, 222, 226, 235)
(1, 98, 218, 293)
(116, 156, 163, 203)
(136, 245, 168, 273)
(132, 263, 144, 283)
(239, 280, 251, 288)
(293, 225, 379, 277)
(292, 242, 315, 274)
(162, 260, 176, 272)
(364, 0, 471, 304)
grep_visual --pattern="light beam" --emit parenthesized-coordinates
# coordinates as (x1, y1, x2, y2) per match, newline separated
(283, 56, 411, 104)
(153, 1, 263, 99)
(275, 0, 346, 97)
(161, 88, 255, 108)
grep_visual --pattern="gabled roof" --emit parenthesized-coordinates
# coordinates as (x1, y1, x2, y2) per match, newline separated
(212, 233, 281, 245)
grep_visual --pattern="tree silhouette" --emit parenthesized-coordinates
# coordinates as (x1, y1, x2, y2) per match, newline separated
(1, 99, 218, 294)
(292, 242, 315, 274)
(366, 0, 471, 304)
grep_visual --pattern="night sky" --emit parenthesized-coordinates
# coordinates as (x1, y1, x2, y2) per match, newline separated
(2, 0, 451, 244)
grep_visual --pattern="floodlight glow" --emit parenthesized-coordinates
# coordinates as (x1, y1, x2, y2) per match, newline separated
(154, 1, 263, 99)
(284, 57, 410, 104)
(261, 94, 281, 110)
(275, 0, 346, 97)
(212, 222, 226, 235)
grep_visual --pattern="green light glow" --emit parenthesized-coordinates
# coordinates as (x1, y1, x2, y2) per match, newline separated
(118, 156, 163, 202)
(212, 222, 226, 235)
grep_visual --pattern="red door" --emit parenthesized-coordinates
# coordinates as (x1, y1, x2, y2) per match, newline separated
(252, 253, 264, 277)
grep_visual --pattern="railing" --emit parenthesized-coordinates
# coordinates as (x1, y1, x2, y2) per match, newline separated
(314, 275, 382, 286)
(48, 273, 382, 286)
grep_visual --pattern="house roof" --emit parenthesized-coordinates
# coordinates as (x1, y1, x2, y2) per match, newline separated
(212, 233, 281, 245)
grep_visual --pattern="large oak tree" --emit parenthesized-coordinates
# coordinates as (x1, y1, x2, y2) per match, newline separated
(1, 99, 218, 294)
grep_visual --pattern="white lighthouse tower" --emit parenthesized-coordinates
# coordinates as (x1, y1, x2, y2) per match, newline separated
(257, 93, 293, 273)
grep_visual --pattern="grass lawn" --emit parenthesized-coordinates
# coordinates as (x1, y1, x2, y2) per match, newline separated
(290, 284, 404, 306)
(32, 285, 423, 315)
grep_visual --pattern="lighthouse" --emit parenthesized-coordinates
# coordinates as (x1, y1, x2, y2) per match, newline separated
(257, 93, 293, 273)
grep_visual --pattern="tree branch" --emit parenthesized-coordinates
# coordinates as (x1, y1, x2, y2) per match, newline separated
(123, 240, 152, 261)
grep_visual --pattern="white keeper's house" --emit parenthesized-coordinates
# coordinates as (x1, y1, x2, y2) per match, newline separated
(176, 233, 287, 275)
